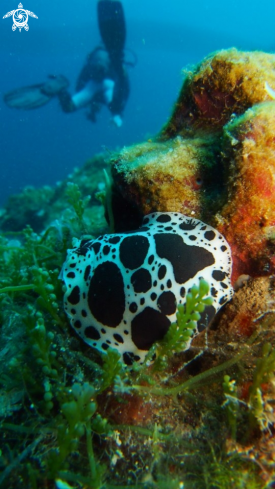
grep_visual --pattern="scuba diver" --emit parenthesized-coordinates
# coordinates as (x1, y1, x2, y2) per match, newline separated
(4, 0, 133, 127)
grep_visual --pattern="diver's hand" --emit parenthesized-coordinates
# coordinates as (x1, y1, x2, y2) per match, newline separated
(111, 114, 123, 127)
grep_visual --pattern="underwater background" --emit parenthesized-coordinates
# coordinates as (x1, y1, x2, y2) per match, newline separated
(3, 2, 275, 488)
(1, 0, 275, 206)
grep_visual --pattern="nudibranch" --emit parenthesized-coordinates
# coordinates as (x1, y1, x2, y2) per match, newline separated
(61, 212, 233, 364)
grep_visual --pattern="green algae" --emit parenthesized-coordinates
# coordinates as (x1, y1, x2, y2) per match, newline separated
(150, 279, 214, 372)
(0, 180, 273, 489)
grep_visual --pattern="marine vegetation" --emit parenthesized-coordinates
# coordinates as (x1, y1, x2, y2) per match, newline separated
(1, 48, 275, 488)
(0, 180, 274, 489)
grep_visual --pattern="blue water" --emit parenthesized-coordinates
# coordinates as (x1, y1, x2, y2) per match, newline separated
(1, 0, 275, 206)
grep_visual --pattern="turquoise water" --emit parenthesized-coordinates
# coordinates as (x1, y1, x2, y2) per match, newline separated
(0, 0, 275, 205)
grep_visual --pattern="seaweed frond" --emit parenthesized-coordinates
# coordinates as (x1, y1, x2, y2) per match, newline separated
(150, 279, 213, 371)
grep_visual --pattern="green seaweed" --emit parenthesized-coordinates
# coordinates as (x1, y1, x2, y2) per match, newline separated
(149, 279, 213, 371)
(222, 375, 239, 440)
(221, 341, 275, 440)
(0, 182, 274, 489)
(248, 342, 275, 431)
(65, 182, 91, 233)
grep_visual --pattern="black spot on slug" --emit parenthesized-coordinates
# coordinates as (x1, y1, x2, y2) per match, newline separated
(154, 233, 214, 283)
(119, 235, 149, 269)
(131, 307, 170, 350)
(68, 285, 80, 305)
(88, 261, 125, 327)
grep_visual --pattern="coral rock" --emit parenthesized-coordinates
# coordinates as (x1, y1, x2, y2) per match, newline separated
(162, 48, 275, 137)
(217, 102, 275, 281)
(110, 49, 275, 284)
(111, 137, 223, 231)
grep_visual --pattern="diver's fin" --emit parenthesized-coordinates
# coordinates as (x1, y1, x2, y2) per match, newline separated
(4, 75, 69, 110)
(4, 84, 51, 110)
(97, 1, 126, 62)
(40, 74, 69, 96)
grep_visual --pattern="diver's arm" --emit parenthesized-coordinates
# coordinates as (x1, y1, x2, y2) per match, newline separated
(72, 81, 100, 109)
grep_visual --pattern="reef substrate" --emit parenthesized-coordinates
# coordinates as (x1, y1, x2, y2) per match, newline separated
(1, 48, 275, 488)
(110, 48, 275, 284)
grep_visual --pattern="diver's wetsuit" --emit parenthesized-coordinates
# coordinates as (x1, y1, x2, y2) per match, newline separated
(58, 46, 130, 127)
(3, 0, 132, 126)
